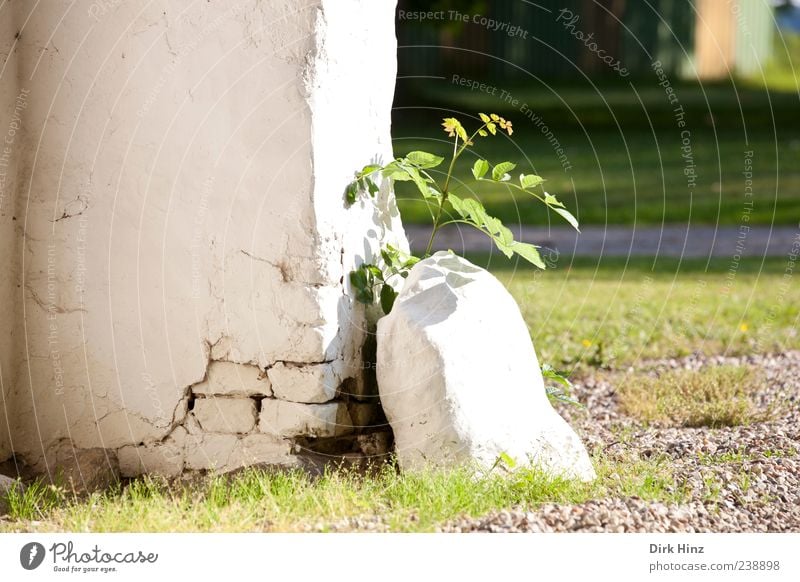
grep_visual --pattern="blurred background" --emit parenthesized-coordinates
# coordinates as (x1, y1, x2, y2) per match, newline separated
(389, 0, 800, 368)
(392, 0, 799, 229)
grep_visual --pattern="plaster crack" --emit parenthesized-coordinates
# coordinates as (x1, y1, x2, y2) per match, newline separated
(240, 249, 289, 282)
(52, 194, 90, 222)
(25, 283, 87, 314)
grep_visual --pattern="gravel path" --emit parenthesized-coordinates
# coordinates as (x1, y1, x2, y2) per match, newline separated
(404, 224, 800, 258)
(440, 352, 800, 532)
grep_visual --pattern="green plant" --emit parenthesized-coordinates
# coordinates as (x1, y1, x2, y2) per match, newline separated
(3, 478, 67, 521)
(346, 112, 579, 316)
(347, 244, 419, 314)
(541, 364, 583, 407)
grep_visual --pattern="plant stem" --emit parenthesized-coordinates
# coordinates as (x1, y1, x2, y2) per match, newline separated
(423, 123, 488, 256)
(424, 135, 459, 256)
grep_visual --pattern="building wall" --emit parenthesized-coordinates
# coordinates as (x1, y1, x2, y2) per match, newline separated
(0, 5, 22, 464)
(0, 0, 404, 477)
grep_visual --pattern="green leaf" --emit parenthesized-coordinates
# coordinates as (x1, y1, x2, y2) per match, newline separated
(462, 198, 486, 223)
(546, 386, 583, 407)
(380, 284, 398, 314)
(382, 162, 413, 181)
(345, 181, 359, 205)
(406, 151, 445, 169)
(450, 196, 514, 248)
(492, 161, 516, 182)
(402, 255, 421, 268)
(365, 265, 384, 280)
(447, 194, 469, 219)
(499, 452, 517, 469)
(381, 161, 435, 198)
(400, 164, 435, 201)
(493, 240, 514, 259)
(544, 192, 565, 208)
(520, 174, 545, 189)
(380, 248, 395, 268)
(479, 113, 491, 123)
(552, 206, 580, 231)
(486, 122, 497, 136)
(508, 241, 546, 269)
(424, 185, 442, 200)
(539, 192, 579, 231)
(357, 164, 380, 178)
(365, 177, 379, 197)
(471, 159, 490, 180)
(541, 364, 573, 389)
(349, 268, 374, 304)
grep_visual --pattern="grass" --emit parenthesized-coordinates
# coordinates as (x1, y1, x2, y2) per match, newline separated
(616, 366, 767, 428)
(0, 451, 686, 533)
(697, 448, 752, 466)
(487, 256, 800, 369)
(391, 80, 800, 226)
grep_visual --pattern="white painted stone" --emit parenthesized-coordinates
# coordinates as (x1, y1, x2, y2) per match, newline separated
(259, 400, 352, 439)
(192, 397, 258, 434)
(269, 362, 340, 403)
(193, 361, 271, 397)
(376, 252, 596, 481)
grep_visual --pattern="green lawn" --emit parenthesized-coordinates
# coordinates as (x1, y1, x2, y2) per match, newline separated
(487, 256, 800, 369)
(1, 453, 684, 533)
(391, 82, 800, 226)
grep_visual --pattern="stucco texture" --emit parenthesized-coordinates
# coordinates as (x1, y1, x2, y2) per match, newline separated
(0, 0, 404, 477)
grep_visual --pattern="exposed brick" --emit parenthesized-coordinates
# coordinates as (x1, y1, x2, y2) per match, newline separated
(193, 397, 257, 433)
(193, 361, 272, 397)
(184, 434, 238, 471)
(268, 362, 339, 403)
(259, 399, 351, 438)
(227, 434, 296, 470)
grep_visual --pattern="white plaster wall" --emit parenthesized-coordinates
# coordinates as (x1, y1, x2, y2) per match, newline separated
(308, 0, 408, 380)
(1, 0, 403, 474)
(0, 5, 21, 463)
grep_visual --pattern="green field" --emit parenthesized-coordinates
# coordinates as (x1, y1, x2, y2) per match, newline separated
(493, 256, 800, 369)
(391, 82, 800, 226)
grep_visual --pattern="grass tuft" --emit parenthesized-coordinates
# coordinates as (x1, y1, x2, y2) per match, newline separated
(617, 365, 769, 428)
(3, 479, 67, 521)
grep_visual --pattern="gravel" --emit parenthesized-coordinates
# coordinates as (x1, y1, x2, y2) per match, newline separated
(439, 352, 800, 533)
